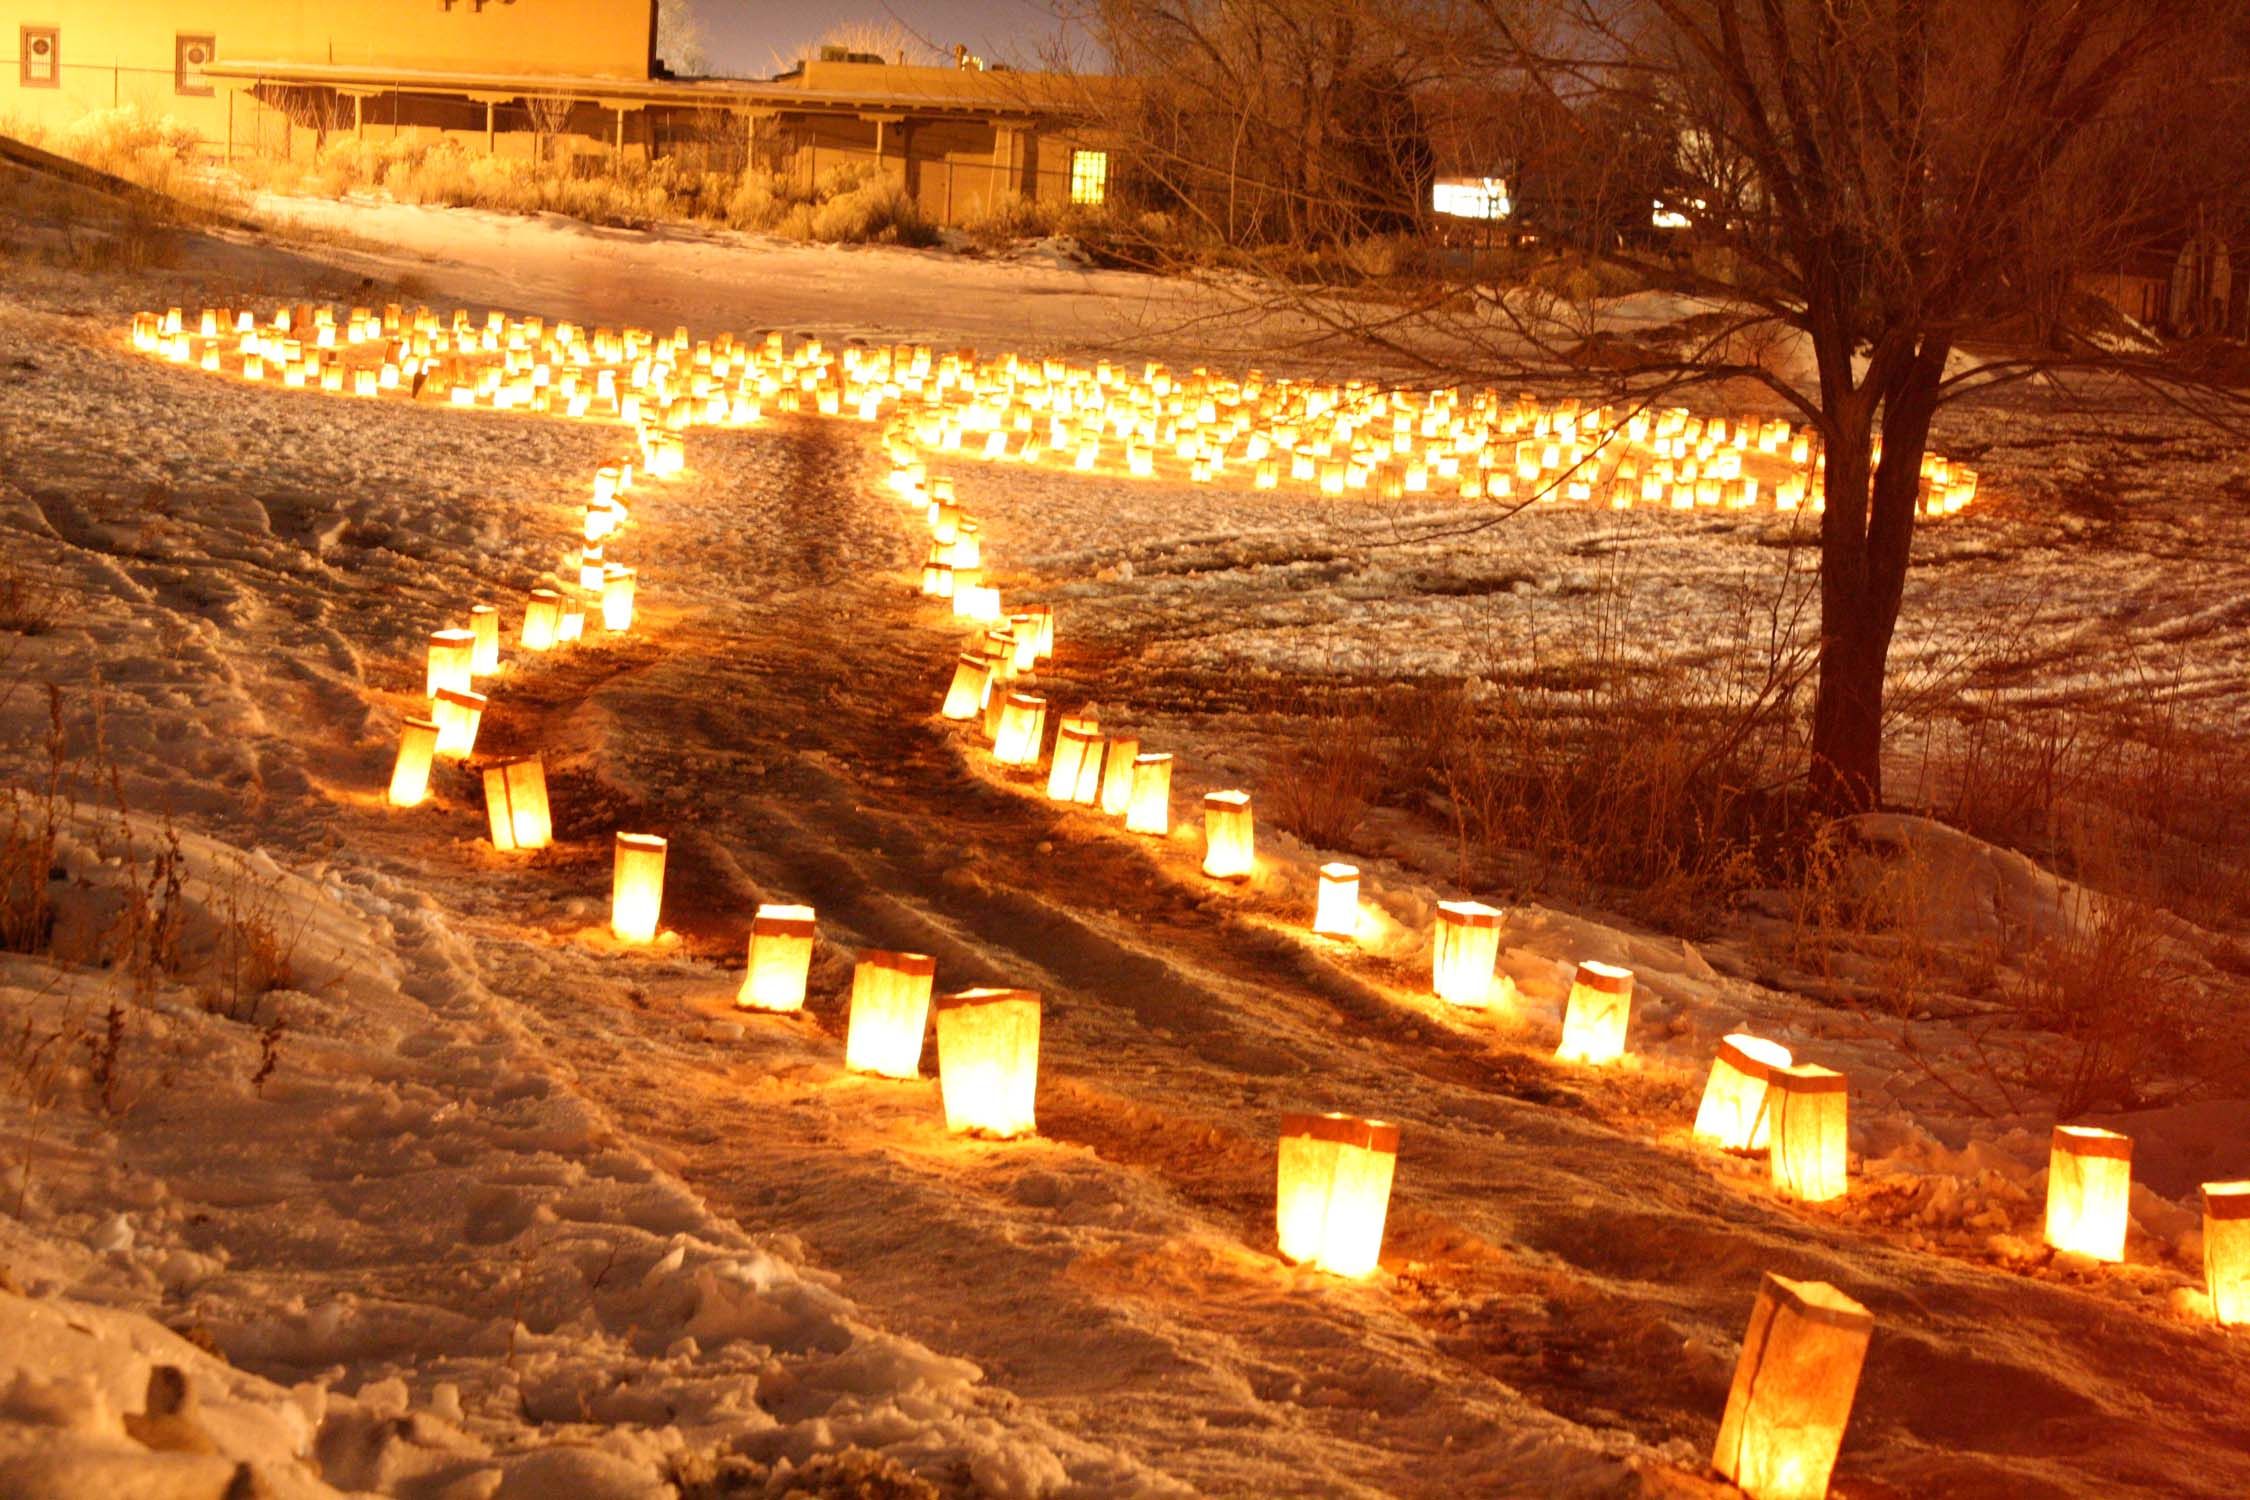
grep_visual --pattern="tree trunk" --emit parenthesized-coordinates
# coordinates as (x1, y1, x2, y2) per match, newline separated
(1808, 576, 1888, 813)
(1810, 416, 1882, 814)
(1808, 342, 1950, 814)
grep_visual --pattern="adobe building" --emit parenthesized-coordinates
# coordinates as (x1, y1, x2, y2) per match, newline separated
(2078, 230, 2246, 341)
(3, 1, 1116, 224)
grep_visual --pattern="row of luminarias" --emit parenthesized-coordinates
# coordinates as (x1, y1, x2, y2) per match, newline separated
(898, 456, 1880, 1500)
(130, 302, 1059, 1154)
(125, 301, 1979, 519)
(622, 850, 1047, 1137)
(384, 452, 649, 819)
(134, 306, 2229, 1500)
(898, 456, 2248, 1499)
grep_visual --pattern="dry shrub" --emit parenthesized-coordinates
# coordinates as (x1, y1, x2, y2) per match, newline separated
(722, 166, 800, 230)
(41, 107, 241, 223)
(1067, 209, 1198, 272)
(0, 559, 65, 637)
(1386, 550, 1816, 924)
(1263, 698, 1382, 848)
(205, 851, 311, 1021)
(107, 816, 187, 999)
(1994, 799, 2249, 1113)
(3, 1006, 81, 1217)
(1778, 792, 2246, 1118)
(2002, 879, 2206, 1116)
(54, 210, 180, 273)
(670, 1444, 940, 1499)
(0, 795, 61, 953)
(1916, 681, 2250, 934)
(0, 683, 311, 1021)
(52, 108, 200, 190)
(960, 193, 1063, 250)
(253, 135, 684, 227)
(0, 688, 67, 954)
(1336, 232, 1434, 281)
(3, 107, 241, 268)
(1780, 818, 1987, 1013)
(254, 137, 941, 245)
(786, 164, 938, 247)
(1522, 252, 1645, 303)
(0, 155, 181, 273)
(1811, 610, 2250, 1112)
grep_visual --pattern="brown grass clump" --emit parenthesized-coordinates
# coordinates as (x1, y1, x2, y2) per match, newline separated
(106, 816, 187, 1000)
(0, 688, 67, 955)
(1262, 695, 1383, 848)
(0, 559, 65, 635)
(0, 108, 246, 268)
(1924, 701, 2250, 935)
(35, 108, 244, 222)
(2003, 880, 2204, 1116)
(1371, 549, 1816, 926)
(204, 851, 312, 1022)
(1244, 553, 2249, 1118)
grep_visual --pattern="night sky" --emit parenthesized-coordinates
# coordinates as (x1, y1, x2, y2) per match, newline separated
(680, 0, 1091, 78)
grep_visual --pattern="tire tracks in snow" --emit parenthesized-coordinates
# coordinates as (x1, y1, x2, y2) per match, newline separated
(370, 416, 2250, 1496)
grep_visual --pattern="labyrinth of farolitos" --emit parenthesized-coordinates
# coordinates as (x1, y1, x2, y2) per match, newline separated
(126, 302, 2240, 1500)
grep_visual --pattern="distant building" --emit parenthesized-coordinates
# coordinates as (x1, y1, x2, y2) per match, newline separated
(1430, 177, 1510, 222)
(1, 1, 1112, 225)
(2078, 230, 2246, 340)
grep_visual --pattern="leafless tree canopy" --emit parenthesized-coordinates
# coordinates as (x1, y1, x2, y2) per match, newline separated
(1089, 0, 1454, 247)
(1076, 0, 2250, 815)
(657, 0, 708, 76)
(773, 20, 950, 73)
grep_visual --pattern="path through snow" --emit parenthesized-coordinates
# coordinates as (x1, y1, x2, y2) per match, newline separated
(0, 210, 2245, 1497)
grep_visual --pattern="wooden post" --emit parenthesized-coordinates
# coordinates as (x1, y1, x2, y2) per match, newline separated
(225, 85, 234, 164)
(485, 100, 494, 156)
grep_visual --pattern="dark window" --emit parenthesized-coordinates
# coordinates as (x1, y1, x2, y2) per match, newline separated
(20, 26, 59, 88)
(175, 33, 214, 96)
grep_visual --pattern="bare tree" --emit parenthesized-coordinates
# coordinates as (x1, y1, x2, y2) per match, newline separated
(1078, 0, 2250, 815)
(522, 94, 576, 169)
(1090, 0, 1445, 249)
(773, 20, 948, 73)
(657, 0, 708, 76)
(262, 84, 354, 153)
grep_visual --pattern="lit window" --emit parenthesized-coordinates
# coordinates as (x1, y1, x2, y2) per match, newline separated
(1431, 177, 1510, 220)
(175, 33, 214, 96)
(1069, 150, 1108, 207)
(21, 26, 59, 87)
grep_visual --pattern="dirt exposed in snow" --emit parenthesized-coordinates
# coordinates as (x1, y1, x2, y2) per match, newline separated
(0, 205, 2245, 1498)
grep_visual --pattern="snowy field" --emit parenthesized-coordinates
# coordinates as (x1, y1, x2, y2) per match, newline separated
(0, 195, 2246, 1497)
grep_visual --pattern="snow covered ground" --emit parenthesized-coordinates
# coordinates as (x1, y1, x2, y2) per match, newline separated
(0, 194, 2246, 1497)
(252, 192, 1208, 362)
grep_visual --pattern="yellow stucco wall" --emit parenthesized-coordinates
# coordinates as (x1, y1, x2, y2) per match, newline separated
(6, 0, 650, 78)
(1, 14, 1112, 228)
(3, 0, 650, 145)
